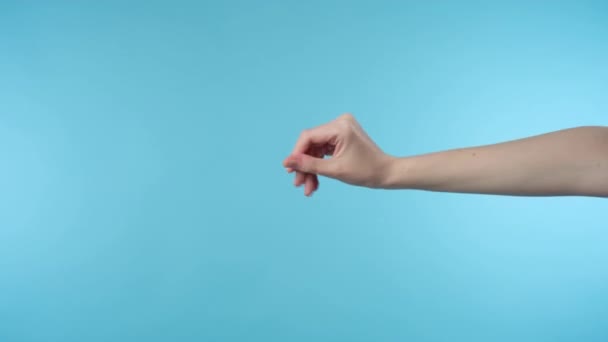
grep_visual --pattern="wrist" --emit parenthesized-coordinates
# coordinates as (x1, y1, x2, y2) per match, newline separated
(379, 156, 416, 189)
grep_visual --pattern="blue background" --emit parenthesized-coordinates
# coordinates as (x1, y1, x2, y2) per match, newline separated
(1, 1, 607, 341)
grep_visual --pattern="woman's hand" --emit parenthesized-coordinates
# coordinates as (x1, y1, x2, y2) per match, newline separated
(282, 114, 394, 196)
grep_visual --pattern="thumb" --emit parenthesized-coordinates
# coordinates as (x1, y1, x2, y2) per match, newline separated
(284, 154, 335, 176)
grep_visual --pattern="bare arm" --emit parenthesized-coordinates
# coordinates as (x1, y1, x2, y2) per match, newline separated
(283, 114, 608, 197)
(384, 126, 608, 197)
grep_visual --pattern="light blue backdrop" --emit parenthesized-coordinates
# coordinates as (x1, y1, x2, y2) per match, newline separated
(1, 1, 607, 341)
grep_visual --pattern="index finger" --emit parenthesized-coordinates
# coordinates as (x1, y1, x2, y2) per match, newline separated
(291, 121, 338, 156)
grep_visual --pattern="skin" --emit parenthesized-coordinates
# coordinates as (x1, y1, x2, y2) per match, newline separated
(283, 113, 608, 198)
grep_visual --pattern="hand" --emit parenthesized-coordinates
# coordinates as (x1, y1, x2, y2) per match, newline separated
(282, 113, 394, 196)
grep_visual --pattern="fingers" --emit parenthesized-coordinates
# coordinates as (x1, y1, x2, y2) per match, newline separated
(289, 170, 318, 195)
(294, 170, 306, 187)
(304, 173, 315, 196)
(293, 169, 319, 196)
(291, 122, 338, 157)
(299, 145, 324, 196)
(307, 147, 323, 196)
(284, 114, 354, 196)
(307, 174, 319, 196)
(284, 153, 335, 177)
(287, 138, 327, 195)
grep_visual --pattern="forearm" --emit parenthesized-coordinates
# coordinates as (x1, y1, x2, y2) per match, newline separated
(383, 126, 608, 197)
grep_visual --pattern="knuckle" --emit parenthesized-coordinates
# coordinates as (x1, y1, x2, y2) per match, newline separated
(340, 113, 354, 121)
(299, 129, 310, 138)
(336, 117, 350, 128)
(337, 119, 355, 136)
